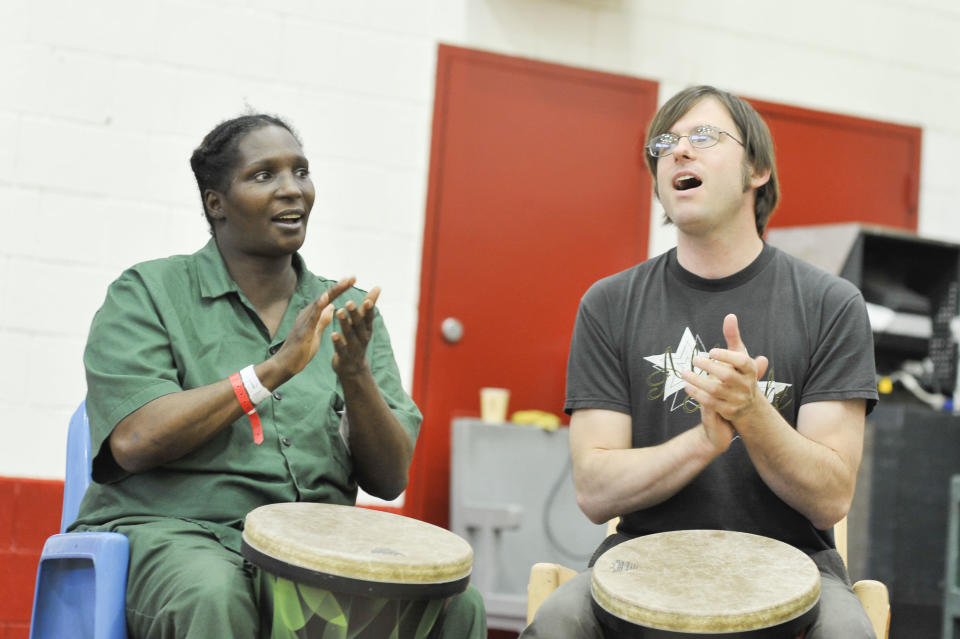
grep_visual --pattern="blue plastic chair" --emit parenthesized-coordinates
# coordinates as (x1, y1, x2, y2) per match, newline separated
(29, 401, 129, 639)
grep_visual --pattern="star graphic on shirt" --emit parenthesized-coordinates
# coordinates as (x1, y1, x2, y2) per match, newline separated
(643, 327, 792, 411)
(643, 327, 706, 403)
(757, 379, 791, 403)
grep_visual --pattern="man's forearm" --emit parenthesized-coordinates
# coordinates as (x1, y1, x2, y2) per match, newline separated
(733, 401, 860, 530)
(572, 420, 721, 524)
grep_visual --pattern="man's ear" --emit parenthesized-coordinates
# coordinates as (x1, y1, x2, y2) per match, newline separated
(204, 189, 225, 222)
(750, 166, 771, 190)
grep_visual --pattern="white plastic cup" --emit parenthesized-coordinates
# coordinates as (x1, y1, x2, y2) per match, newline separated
(480, 387, 510, 423)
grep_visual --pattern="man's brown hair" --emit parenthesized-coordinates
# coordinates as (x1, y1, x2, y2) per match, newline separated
(645, 86, 780, 236)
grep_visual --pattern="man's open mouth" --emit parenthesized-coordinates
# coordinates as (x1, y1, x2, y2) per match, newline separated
(673, 175, 702, 191)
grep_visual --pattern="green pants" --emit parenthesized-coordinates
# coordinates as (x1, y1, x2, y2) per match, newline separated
(118, 519, 486, 639)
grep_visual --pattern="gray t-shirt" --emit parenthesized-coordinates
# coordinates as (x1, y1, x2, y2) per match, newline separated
(566, 243, 878, 554)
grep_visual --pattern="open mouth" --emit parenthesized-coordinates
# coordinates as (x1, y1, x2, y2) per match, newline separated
(273, 211, 304, 225)
(673, 175, 702, 191)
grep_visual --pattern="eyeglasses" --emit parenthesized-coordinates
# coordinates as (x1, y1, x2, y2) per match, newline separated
(646, 125, 744, 158)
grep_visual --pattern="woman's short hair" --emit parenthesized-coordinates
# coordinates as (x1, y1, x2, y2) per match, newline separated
(644, 86, 780, 236)
(190, 114, 301, 231)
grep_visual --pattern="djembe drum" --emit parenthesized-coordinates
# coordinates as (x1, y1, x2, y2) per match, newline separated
(591, 530, 821, 638)
(242, 503, 473, 639)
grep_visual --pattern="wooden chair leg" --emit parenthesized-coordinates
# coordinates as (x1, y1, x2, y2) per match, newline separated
(526, 562, 578, 625)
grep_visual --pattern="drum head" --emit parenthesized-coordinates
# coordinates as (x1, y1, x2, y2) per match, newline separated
(242, 503, 473, 600)
(591, 530, 820, 635)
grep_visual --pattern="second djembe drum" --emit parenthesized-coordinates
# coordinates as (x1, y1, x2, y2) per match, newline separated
(591, 530, 821, 638)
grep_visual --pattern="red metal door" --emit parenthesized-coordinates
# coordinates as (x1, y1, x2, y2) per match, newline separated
(405, 45, 657, 527)
(752, 99, 921, 232)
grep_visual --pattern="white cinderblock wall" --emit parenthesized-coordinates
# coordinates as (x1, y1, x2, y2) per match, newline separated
(2, 0, 958, 479)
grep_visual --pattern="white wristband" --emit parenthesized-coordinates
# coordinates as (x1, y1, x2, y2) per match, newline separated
(239, 365, 272, 405)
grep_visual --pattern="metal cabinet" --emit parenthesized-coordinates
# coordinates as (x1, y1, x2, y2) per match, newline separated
(449, 419, 606, 631)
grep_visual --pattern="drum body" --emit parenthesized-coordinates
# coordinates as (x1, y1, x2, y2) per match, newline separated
(590, 530, 820, 638)
(242, 503, 473, 639)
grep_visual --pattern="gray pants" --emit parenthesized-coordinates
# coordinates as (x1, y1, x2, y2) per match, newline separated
(521, 549, 876, 638)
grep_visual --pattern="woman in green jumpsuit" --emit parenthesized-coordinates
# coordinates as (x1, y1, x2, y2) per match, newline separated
(72, 114, 486, 638)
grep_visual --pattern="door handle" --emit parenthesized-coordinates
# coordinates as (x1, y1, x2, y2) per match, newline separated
(441, 317, 464, 344)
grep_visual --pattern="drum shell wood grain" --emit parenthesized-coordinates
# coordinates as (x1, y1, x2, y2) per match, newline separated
(591, 530, 820, 637)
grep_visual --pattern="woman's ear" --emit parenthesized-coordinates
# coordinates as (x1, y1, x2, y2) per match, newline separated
(204, 189, 225, 222)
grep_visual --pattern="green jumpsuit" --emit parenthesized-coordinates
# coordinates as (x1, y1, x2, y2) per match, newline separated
(72, 239, 485, 638)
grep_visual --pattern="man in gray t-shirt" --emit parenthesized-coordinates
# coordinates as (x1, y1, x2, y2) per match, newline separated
(521, 86, 879, 638)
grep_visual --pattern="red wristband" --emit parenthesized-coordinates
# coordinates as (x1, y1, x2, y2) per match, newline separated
(230, 372, 263, 445)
